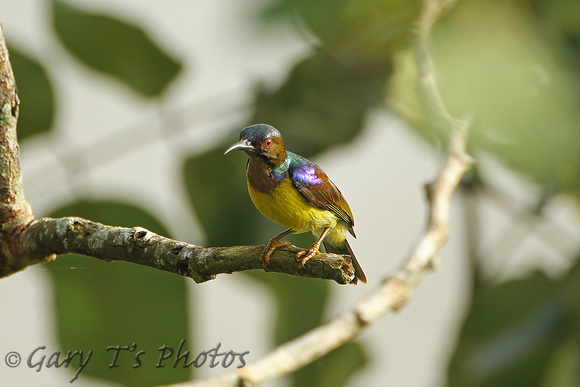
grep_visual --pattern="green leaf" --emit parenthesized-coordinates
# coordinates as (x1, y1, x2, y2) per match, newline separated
(52, 0, 181, 97)
(555, 256, 580, 336)
(447, 271, 567, 387)
(46, 200, 191, 386)
(251, 51, 389, 158)
(530, 0, 580, 38)
(263, 0, 419, 64)
(255, 0, 420, 158)
(394, 0, 580, 193)
(539, 337, 580, 387)
(7, 44, 55, 140)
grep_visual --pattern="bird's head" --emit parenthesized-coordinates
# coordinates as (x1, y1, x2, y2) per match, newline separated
(225, 124, 286, 166)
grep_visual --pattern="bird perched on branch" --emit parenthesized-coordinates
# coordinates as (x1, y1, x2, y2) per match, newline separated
(225, 124, 366, 284)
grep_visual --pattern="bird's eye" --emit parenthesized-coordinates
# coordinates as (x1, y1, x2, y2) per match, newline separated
(264, 138, 272, 148)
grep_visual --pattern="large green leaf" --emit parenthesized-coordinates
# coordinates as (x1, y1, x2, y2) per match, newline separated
(256, 0, 420, 158)
(392, 0, 580, 193)
(52, 0, 181, 97)
(263, 0, 419, 64)
(447, 271, 568, 387)
(556, 256, 580, 336)
(46, 200, 191, 386)
(7, 44, 54, 140)
(539, 336, 580, 387)
(529, 0, 580, 39)
(448, 253, 580, 387)
(252, 51, 389, 158)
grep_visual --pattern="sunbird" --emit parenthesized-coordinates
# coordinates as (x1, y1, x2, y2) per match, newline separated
(225, 124, 366, 284)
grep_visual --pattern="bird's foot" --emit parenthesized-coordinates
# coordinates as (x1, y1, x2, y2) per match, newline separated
(296, 242, 322, 268)
(260, 238, 291, 268)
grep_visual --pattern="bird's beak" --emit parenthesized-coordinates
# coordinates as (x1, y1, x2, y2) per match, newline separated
(224, 139, 254, 155)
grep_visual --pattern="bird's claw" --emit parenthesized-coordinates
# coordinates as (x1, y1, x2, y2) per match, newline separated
(296, 244, 320, 268)
(260, 239, 291, 268)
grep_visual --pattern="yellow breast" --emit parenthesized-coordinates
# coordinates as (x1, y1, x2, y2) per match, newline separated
(248, 178, 347, 245)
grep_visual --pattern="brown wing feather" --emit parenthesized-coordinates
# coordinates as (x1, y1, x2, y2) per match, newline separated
(291, 165, 355, 236)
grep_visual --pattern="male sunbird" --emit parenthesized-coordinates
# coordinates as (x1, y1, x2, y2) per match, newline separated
(225, 124, 366, 284)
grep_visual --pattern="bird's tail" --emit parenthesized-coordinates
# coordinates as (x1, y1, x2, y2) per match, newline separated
(323, 240, 367, 284)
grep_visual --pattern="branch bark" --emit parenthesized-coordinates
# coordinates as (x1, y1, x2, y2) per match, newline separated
(20, 217, 357, 284)
(169, 0, 472, 386)
(0, 24, 53, 276)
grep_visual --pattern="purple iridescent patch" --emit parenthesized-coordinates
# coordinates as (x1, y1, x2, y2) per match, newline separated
(292, 165, 322, 185)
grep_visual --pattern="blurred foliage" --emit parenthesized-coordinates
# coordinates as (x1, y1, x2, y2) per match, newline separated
(395, 2, 580, 385)
(10, 3, 189, 384)
(530, 0, 580, 50)
(252, 51, 389, 158)
(7, 45, 54, 140)
(263, 0, 419, 63)
(9, 0, 580, 385)
(390, 0, 580, 193)
(447, 264, 580, 387)
(51, 0, 181, 97)
(46, 201, 190, 386)
(258, 0, 420, 157)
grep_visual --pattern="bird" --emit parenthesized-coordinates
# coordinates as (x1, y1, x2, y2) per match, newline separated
(224, 123, 366, 284)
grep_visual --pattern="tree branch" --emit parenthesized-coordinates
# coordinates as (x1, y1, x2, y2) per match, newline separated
(0, 24, 54, 276)
(169, 1, 472, 386)
(19, 216, 357, 284)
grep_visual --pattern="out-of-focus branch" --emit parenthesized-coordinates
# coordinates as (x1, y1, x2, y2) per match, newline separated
(171, 1, 472, 386)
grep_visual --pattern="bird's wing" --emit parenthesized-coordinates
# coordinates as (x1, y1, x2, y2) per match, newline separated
(289, 162, 355, 234)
